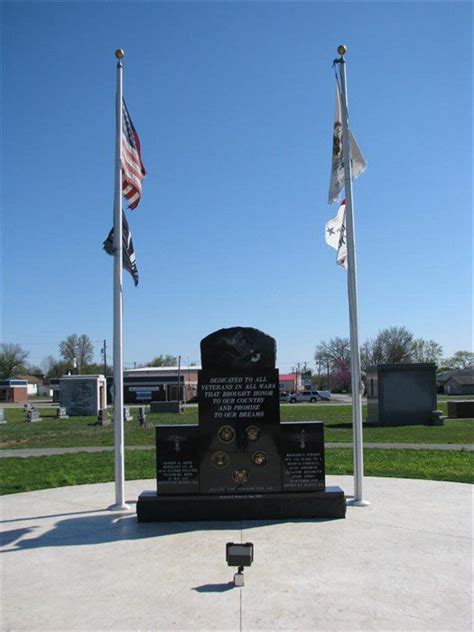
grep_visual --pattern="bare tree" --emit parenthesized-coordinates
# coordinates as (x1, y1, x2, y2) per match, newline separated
(411, 339, 443, 364)
(41, 355, 57, 375)
(59, 334, 94, 373)
(314, 337, 351, 371)
(443, 351, 474, 370)
(360, 336, 386, 369)
(0, 343, 29, 377)
(360, 327, 414, 366)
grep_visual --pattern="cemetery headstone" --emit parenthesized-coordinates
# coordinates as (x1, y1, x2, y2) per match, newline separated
(430, 409, 445, 426)
(137, 326, 346, 521)
(139, 406, 149, 428)
(27, 407, 42, 423)
(98, 408, 111, 426)
(0, 408, 5, 424)
(124, 406, 134, 422)
(56, 406, 69, 419)
(447, 400, 474, 419)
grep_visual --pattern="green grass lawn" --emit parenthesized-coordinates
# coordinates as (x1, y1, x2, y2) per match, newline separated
(437, 394, 474, 400)
(0, 447, 472, 495)
(1, 404, 472, 449)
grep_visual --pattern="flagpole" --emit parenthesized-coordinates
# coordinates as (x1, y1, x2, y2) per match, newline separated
(109, 49, 130, 511)
(335, 45, 369, 506)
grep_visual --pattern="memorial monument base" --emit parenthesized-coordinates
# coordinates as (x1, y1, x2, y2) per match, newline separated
(136, 486, 346, 522)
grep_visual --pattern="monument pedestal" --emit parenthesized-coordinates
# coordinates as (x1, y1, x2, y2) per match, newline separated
(137, 327, 347, 524)
(137, 486, 346, 522)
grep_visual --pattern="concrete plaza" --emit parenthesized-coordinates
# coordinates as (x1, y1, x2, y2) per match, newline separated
(1, 476, 472, 631)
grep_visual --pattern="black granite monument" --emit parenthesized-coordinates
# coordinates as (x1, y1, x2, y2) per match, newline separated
(137, 327, 346, 521)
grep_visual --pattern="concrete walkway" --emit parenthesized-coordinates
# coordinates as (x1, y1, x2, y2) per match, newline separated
(1, 476, 472, 631)
(0, 442, 472, 458)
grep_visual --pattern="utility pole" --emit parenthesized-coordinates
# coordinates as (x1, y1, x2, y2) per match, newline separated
(177, 355, 182, 402)
(102, 339, 107, 376)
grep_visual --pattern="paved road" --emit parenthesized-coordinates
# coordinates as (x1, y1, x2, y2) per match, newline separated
(0, 442, 472, 458)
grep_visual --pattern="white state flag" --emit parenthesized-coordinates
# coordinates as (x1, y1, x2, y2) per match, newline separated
(325, 199, 348, 269)
(328, 83, 367, 204)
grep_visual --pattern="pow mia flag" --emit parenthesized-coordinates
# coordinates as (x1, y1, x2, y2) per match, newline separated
(103, 210, 139, 286)
(325, 199, 347, 269)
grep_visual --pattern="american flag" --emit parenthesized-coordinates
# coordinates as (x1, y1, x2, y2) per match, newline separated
(121, 99, 146, 210)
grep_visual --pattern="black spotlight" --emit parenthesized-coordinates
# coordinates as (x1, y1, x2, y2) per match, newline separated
(226, 542, 254, 587)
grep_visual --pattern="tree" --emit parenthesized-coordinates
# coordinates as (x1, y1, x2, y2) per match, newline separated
(0, 343, 29, 377)
(41, 355, 70, 379)
(314, 337, 351, 371)
(148, 354, 178, 367)
(411, 339, 443, 364)
(360, 337, 385, 369)
(59, 334, 94, 373)
(82, 362, 113, 376)
(44, 360, 71, 379)
(443, 351, 474, 370)
(332, 367, 352, 393)
(360, 327, 414, 367)
(41, 355, 57, 375)
(377, 326, 414, 363)
(26, 364, 44, 376)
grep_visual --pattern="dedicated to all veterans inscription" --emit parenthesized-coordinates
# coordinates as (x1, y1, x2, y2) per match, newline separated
(199, 372, 280, 435)
(198, 366, 281, 494)
(140, 326, 346, 521)
(200, 374, 276, 420)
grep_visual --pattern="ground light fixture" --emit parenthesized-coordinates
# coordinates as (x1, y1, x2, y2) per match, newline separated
(226, 542, 254, 587)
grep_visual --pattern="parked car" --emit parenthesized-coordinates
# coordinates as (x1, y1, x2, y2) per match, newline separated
(285, 390, 322, 403)
(285, 390, 332, 403)
(316, 390, 331, 401)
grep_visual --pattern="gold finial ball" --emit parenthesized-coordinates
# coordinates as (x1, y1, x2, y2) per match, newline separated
(337, 44, 347, 56)
(115, 49, 125, 59)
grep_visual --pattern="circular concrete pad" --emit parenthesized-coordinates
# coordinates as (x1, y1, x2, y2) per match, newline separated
(1, 476, 472, 631)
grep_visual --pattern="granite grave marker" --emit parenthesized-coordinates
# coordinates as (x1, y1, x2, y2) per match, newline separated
(56, 406, 69, 419)
(26, 407, 42, 423)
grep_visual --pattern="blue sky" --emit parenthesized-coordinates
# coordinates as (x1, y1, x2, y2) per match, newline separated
(2, 1, 472, 371)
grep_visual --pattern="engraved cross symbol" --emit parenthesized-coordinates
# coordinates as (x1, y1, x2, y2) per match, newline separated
(170, 435, 182, 452)
(300, 429, 306, 449)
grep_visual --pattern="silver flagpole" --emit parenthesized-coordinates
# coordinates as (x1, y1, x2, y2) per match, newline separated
(110, 49, 130, 511)
(336, 45, 369, 506)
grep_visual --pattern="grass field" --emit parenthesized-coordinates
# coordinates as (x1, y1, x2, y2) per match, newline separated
(437, 394, 474, 400)
(1, 403, 473, 449)
(2, 403, 472, 495)
(0, 447, 472, 495)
